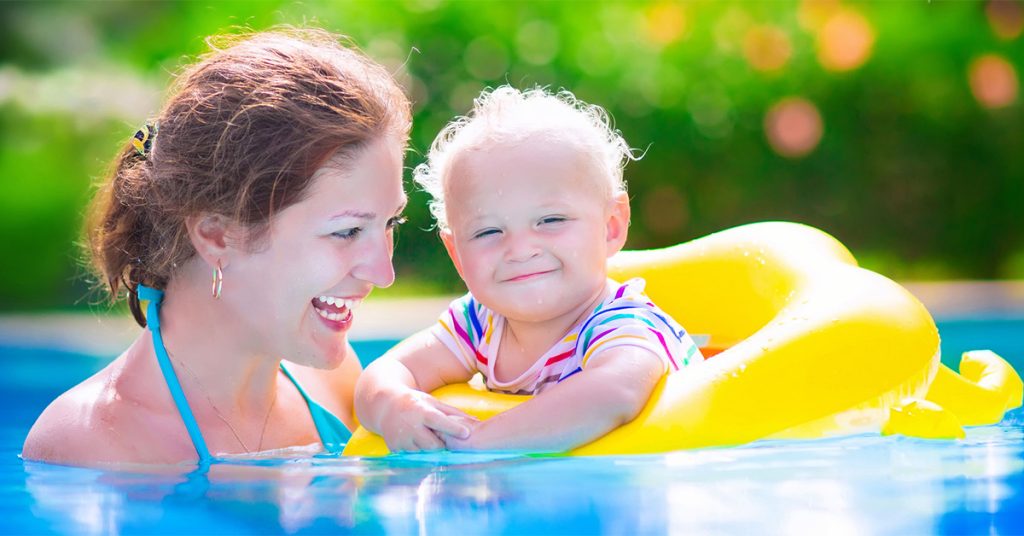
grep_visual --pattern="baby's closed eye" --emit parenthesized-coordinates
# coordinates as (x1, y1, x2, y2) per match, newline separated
(538, 215, 569, 225)
(472, 228, 502, 240)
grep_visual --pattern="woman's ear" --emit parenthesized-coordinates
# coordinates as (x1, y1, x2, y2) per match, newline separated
(185, 213, 240, 269)
(439, 227, 466, 280)
(605, 191, 631, 257)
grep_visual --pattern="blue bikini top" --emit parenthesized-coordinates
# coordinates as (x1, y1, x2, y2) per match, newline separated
(137, 284, 351, 463)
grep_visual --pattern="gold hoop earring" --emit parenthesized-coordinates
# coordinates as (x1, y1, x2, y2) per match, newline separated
(212, 261, 224, 299)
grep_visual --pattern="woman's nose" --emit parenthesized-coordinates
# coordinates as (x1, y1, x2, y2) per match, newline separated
(355, 235, 396, 288)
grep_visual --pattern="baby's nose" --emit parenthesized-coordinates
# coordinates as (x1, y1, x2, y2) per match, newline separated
(504, 233, 542, 262)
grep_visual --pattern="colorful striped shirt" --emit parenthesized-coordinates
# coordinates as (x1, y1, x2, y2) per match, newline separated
(431, 278, 703, 395)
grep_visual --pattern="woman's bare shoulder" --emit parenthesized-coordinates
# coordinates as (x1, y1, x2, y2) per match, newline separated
(22, 366, 192, 466)
(22, 373, 130, 464)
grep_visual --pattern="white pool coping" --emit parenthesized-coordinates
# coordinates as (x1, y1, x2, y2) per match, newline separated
(1, 281, 1022, 360)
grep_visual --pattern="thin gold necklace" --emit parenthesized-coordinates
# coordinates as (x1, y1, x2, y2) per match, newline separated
(172, 352, 276, 454)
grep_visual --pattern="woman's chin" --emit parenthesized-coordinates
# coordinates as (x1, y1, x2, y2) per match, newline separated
(293, 341, 345, 370)
(300, 328, 350, 369)
(321, 344, 350, 369)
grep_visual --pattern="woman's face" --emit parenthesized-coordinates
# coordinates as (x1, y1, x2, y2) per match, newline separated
(224, 135, 407, 369)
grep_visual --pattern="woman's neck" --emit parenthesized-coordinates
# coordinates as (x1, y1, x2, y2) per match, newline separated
(151, 274, 281, 422)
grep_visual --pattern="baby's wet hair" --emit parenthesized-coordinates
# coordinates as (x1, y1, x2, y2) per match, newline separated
(413, 85, 638, 229)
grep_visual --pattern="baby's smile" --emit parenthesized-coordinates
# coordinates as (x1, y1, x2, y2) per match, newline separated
(503, 269, 558, 283)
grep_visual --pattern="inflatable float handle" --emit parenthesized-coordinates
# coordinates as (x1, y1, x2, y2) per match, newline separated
(925, 350, 1023, 426)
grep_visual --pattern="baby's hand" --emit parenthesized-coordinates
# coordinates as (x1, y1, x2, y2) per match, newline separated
(379, 390, 477, 452)
(441, 416, 482, 451)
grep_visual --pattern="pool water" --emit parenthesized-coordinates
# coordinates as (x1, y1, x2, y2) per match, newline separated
(2, 318, 1022, 535)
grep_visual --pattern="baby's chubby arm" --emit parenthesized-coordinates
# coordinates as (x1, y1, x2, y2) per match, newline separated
(443, 346, 664, 452)
(354, 328, 477, 452)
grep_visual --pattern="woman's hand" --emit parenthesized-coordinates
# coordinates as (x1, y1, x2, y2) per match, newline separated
(378, 390, 477, 452)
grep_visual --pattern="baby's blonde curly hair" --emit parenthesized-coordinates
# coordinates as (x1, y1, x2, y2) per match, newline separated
(413, 85, 637, 229)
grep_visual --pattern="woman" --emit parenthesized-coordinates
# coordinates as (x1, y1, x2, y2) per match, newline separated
(22, 28, 414, 465)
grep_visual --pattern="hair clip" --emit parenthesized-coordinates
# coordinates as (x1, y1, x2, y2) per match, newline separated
(131, 122, 158, 157)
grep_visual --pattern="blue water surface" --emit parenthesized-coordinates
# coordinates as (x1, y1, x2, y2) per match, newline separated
(1, 317, 1022, 535)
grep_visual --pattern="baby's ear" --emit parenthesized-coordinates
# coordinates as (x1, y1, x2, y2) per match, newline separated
(439, 227, 466, 279)
(605, 191, 631, 256)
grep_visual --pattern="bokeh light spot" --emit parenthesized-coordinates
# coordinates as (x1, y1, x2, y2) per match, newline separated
(743, 25, 792, 72)
(714, 7, 753, 53)
(645, 2, 687, 45)
(516, 20, 560, 66)
(463, 36, 509, 81)
(816, 8, 875, 72)
(798, 0, 842, 31)
(688, 86, 733, 139)
(405, 0, 443, 12)
(968, 54, 1019, 109)
(405, 75, 429, 114)
(366, 37, 407, 73)
(765, 97, 824, 158)
(986, 0, 1024, 40)
(448, 80, 483, 115)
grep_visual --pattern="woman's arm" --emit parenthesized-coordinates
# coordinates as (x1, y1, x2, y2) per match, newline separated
(354, 328, 477, 451)
(443, 346, 664, 452)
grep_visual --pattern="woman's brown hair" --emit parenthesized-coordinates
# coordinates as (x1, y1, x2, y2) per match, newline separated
(87, 28, 411, 326)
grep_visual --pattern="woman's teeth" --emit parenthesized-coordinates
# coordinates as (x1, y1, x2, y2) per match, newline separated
(316, 308, 350, 322)
(313, 295, 360, 322)
(315, 295, 359, 309)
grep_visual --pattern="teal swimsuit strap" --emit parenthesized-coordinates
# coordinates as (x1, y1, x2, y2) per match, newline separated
(279, 363, 352, 454)
(138, 284, 213, 464)
(138, 284, 351, 461)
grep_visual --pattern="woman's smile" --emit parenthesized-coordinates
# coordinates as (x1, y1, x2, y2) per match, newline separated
(311, 295, 361, 331)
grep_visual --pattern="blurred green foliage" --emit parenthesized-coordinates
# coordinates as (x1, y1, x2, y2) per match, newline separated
(0, 0, 1021, 311)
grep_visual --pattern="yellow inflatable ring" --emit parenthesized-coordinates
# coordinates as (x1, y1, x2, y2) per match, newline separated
(344, 222, 1021, 456)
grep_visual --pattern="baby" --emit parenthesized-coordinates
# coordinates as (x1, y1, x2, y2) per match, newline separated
(354, 86, 703, 452)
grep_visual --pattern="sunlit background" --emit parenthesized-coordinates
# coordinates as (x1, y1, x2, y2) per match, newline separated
(0, 0, 1021, 311)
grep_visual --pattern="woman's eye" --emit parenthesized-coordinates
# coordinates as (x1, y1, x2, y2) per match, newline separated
(387, 215, 408, 229)
(332, 228, 362, 240)
(472, 228, 501, 240)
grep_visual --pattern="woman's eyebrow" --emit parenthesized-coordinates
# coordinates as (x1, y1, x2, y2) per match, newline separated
(328, 210, 375, 221)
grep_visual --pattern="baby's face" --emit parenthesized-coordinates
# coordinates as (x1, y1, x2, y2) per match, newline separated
(441, 136, 626, 324)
